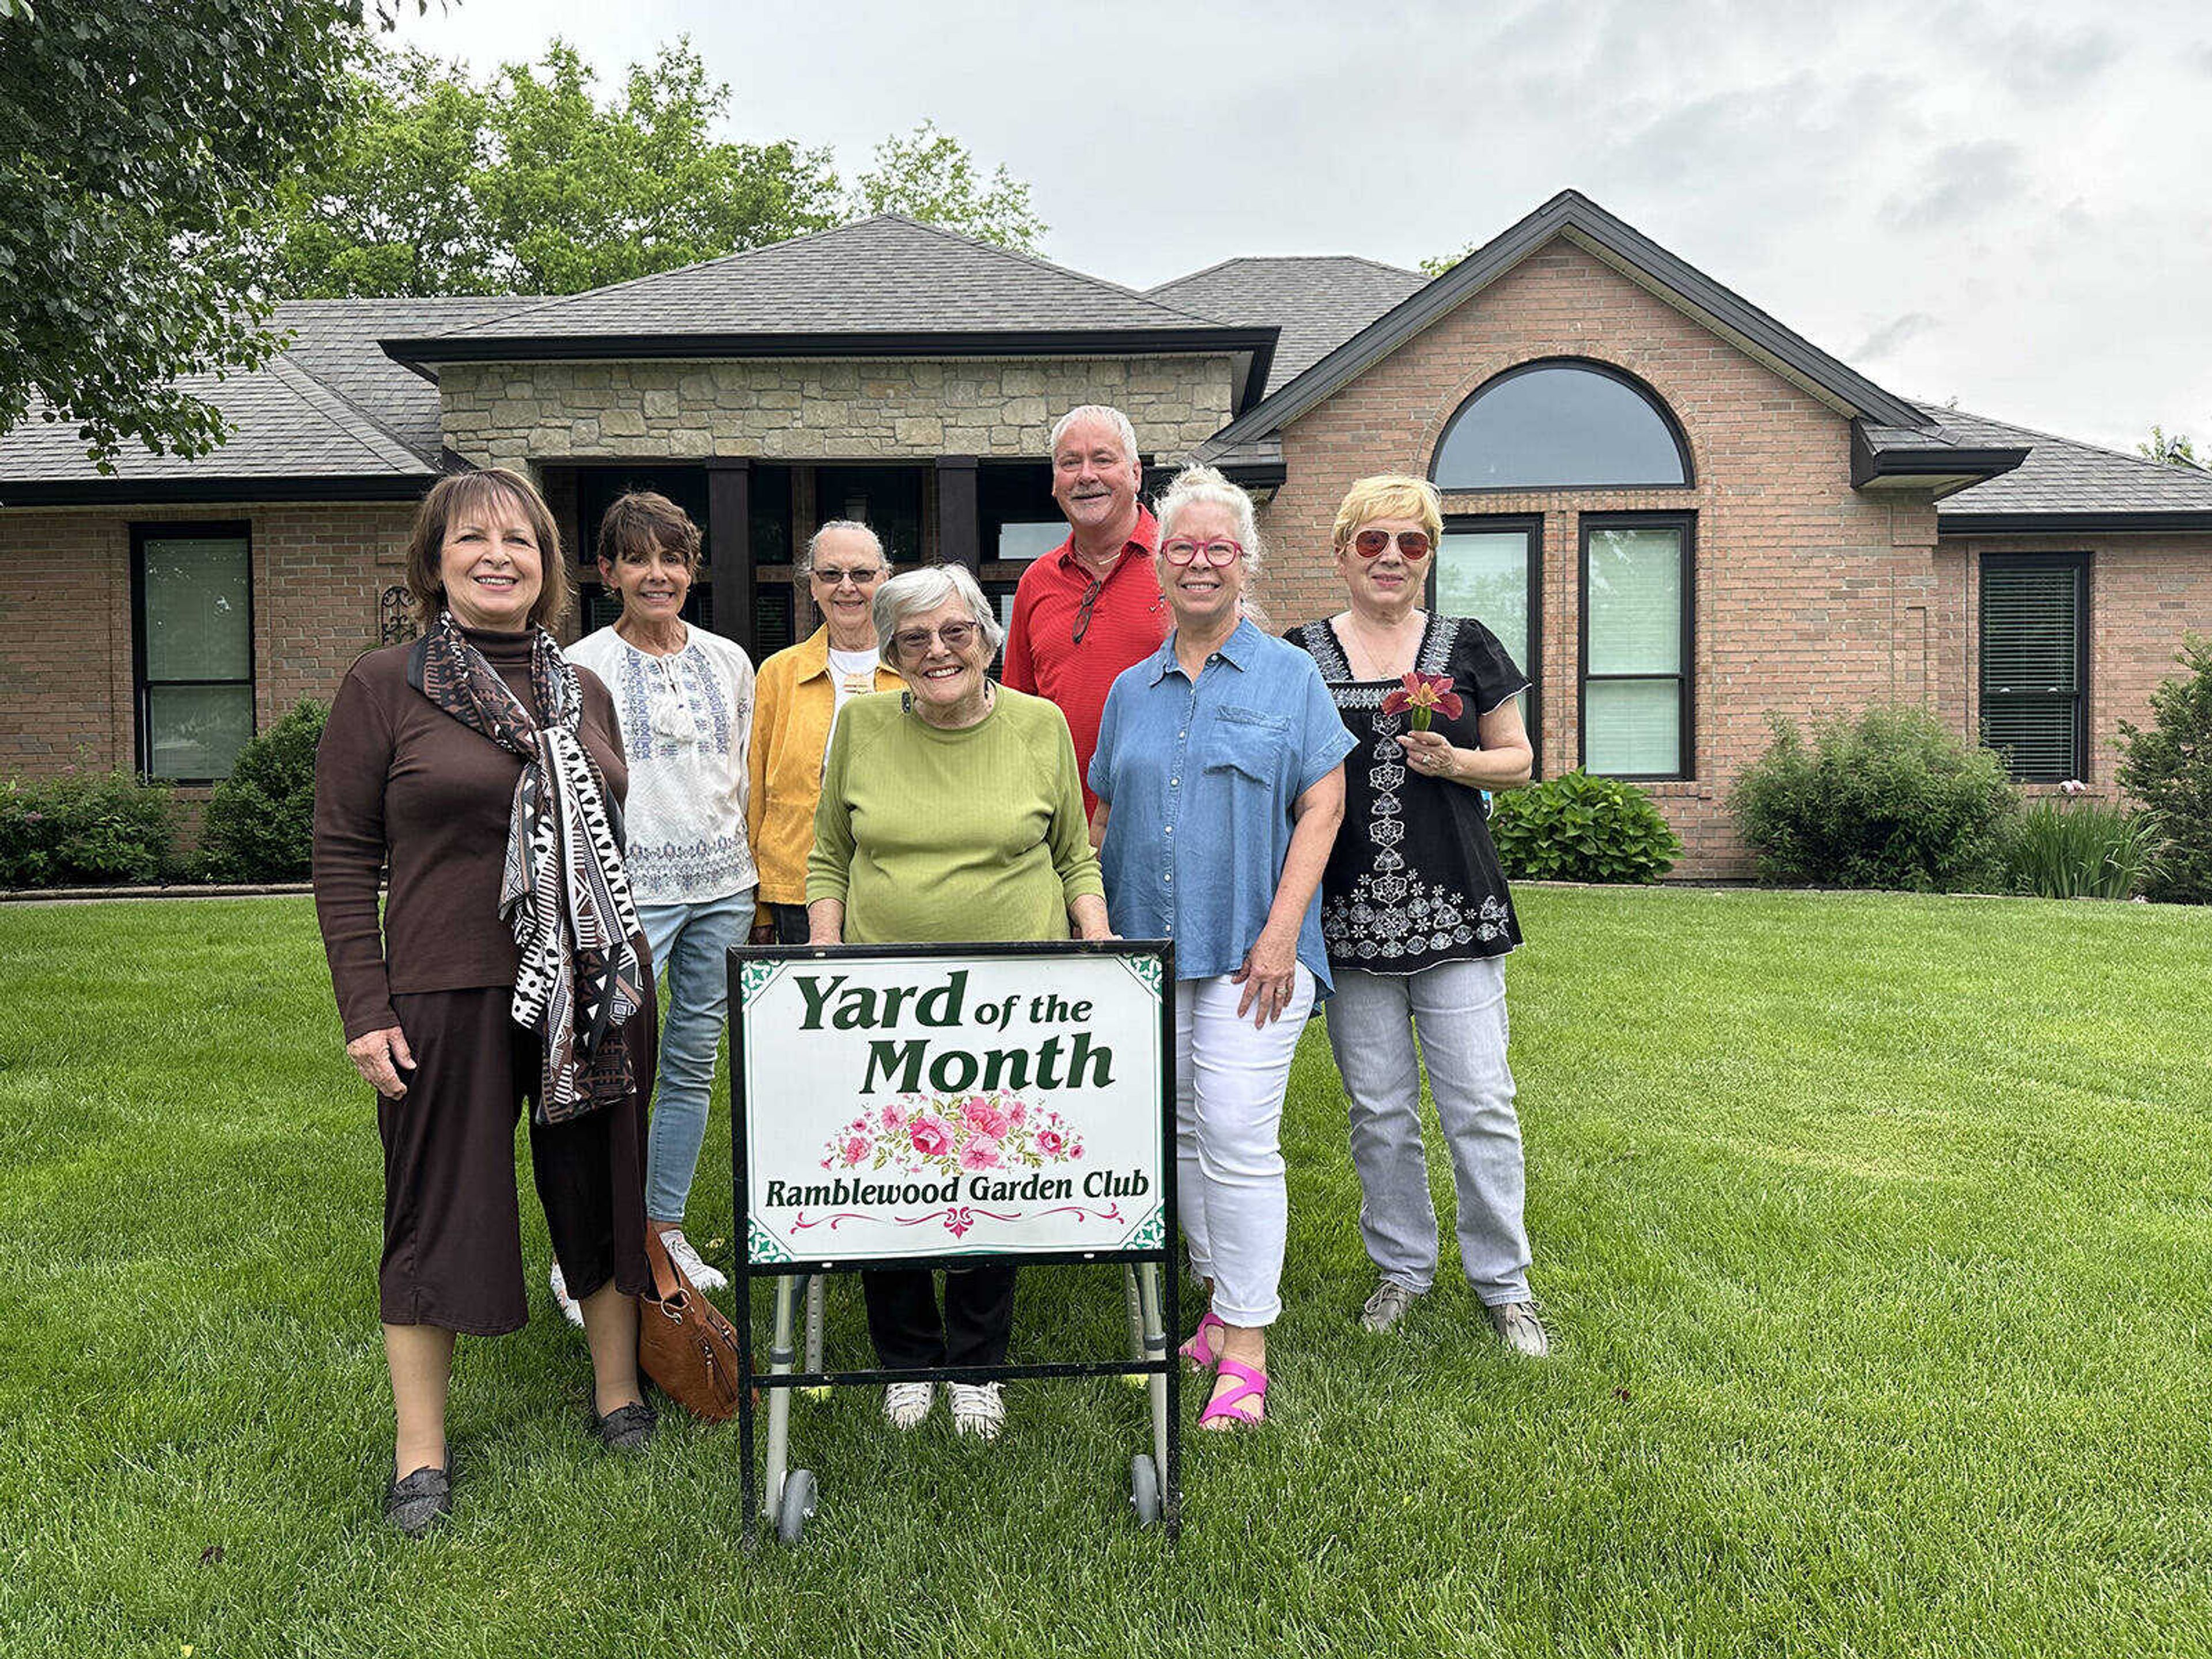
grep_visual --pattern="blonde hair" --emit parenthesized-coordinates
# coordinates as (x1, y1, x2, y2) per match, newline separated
(1331, 474, 1443, 551)
(405, 468, 569, 631)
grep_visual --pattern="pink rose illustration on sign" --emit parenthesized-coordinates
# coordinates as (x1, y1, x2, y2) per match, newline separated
(961, 1095, 1010, 1138)
(819, 1092, 1091, 1179)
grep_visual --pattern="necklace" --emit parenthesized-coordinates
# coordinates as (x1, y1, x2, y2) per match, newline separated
(1340, 608, 1423, 681)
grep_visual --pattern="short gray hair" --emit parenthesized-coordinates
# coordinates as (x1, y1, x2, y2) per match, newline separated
(873, 564, 1004, 664)
(798, 518, 889, 578)
(1153, 463, 1264, 574)
(1048, 404, 1140, 469)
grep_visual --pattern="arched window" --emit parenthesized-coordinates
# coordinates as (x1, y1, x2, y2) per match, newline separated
(1431, 359, 1692, 491)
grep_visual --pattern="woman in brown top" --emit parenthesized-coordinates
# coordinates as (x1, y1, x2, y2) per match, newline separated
(313, 468, 658, 1537)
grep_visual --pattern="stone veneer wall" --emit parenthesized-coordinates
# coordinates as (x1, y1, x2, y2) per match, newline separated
(0, 501, 413, 784)
(1252, 238, 1949, 880)
(440, 355, 1238, 468)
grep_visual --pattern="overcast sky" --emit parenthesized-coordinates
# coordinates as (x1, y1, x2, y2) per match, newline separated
(395, 0, 2212, 452)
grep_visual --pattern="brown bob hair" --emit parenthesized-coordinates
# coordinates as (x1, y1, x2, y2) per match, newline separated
(404, 467, 570, 630)
(596, 489, 702, 571)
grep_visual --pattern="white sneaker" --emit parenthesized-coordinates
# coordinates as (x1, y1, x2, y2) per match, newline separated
(884, 1381, 935, 1430)
(948, 1381, 1006, 1442)
(658, 1228, 729, 1293)
(548, 1260, 583, 1328)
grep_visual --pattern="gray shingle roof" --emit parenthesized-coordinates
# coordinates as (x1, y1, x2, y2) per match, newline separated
(275, 296, 532, 458)
(0, 295, 532, 498)
(1932, 404, 2212, 521)
(1147, 256, 1429, 395)
(395, 216, 1234, 351)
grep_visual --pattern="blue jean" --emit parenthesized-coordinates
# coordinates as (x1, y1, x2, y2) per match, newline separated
(637, 890, 755, 1225)
(1323, 957, 1532, 1304)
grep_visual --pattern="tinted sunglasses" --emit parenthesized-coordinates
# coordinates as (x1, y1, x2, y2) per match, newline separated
(1351, 529, 1433, 560)
(892, 620, 978, 657)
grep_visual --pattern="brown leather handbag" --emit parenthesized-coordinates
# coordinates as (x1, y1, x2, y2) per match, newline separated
(636, 1230, 749, 1421)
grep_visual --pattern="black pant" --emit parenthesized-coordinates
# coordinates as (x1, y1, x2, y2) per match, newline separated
(769, 902, 810, 945)
(862, 1267, 1018, 1370)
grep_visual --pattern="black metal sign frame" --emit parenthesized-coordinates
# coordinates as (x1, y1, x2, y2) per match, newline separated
(728, 938, 1180, 1545)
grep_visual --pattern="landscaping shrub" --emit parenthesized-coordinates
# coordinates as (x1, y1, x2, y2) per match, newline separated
(1490, 770, 1680, 884)
(2116, 634, 2212, 904)
(1729, 705, 2017, 891)
(0, 768, 177, 888)
(2004, 783, 2162, 899)
(198, 699, 328, 882)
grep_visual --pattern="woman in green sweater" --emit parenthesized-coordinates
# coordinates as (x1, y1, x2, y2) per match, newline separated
(807, 562, 1109, 1442)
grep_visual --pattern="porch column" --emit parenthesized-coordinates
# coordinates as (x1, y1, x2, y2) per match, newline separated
(706, 457, 753, 652)
(935, 454, 981, 571)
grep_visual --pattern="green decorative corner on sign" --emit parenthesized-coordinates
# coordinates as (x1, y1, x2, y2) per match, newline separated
(1128, 1210, 1165, 1250)
(738, 960, 783, 1002)
(1117, 955, 1164, 998)
(747, 1217, 791, 1265)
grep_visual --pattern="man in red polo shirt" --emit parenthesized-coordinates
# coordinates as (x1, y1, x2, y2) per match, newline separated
(1003, 404, 1168, 825)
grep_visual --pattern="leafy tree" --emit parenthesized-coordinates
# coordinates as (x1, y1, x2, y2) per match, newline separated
(0, 1, 415, 469)
(1420, 245, 1474, 279)
(2116, 634, 2212, 904)
(2137, 425, 2201, 469)
(847, 120, 1044, 252)
(266, 39, 842, 297)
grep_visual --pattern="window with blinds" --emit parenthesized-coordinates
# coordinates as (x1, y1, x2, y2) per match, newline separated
(1979, 555, 2088, 782)
(1580, 513, 1694, 779)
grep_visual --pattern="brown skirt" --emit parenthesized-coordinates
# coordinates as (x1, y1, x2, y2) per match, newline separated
(376, 982, 654, 1335)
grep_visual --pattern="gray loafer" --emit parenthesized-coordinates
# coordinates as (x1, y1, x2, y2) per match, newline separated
(590, 1400, 658, 1453)
(384, 1463, 452, 1537)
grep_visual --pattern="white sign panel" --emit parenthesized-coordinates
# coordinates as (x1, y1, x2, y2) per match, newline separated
(737, 948, 1167, 1264)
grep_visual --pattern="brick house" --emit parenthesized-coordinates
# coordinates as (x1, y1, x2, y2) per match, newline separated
(5, 192, 2206, 877)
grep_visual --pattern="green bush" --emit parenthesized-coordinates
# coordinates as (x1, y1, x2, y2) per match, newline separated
(2004, 789, 2162, 900)
(1729, 705, 2018, 892)
(2117, 634, 2212, 904)
(0, 768, 177, 888)
(1490, 770, 1681, 884)
(198, 699, 328, 882)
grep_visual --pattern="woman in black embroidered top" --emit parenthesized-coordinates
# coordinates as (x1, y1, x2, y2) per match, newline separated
(1289, 474, 1548, 1357)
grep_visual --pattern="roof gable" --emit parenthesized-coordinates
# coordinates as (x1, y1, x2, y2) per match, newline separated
(1198, 189, 1931, 460)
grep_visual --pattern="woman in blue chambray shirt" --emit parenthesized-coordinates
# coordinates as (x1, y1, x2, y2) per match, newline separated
(1089, 464, 1354, 1431)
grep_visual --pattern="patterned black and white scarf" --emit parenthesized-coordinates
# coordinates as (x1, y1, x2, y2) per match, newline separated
(410, 609, 645, 1123)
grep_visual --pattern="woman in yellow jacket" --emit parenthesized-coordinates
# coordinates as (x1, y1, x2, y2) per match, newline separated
(747, 521, 905, 942)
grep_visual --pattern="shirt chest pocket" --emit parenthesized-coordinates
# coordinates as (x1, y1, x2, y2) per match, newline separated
(1201, 704, 1290, 786)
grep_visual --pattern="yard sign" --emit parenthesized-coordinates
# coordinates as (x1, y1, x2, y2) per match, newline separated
(736, 945, 1167, 1264)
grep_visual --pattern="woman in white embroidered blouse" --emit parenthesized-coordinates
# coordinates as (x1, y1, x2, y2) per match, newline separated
(1287, 474, 1549, 1358)
(565, 491, 757, 1314)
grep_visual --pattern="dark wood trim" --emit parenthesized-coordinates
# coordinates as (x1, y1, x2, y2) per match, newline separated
(3, 475, 431, 507)
(935, 455, 982, 572)
(704, 459, 753, 653)
(1436, 513, 1544, 776)
(1576, 510, 1695, 781)
(130, 521, 255, 785)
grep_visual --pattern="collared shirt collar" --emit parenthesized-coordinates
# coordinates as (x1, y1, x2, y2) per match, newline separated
(793, 623, 834, 683)
(1144, 616, 1259, 685)
(1052, 505, 1160, 578)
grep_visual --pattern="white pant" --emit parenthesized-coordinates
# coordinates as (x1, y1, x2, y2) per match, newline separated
(1174, 967, 1317, 1327)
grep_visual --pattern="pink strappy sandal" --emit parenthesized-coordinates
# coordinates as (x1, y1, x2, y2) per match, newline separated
(1177, 1309, 1227, 1374)
(1198, 1357, 1268, 1429)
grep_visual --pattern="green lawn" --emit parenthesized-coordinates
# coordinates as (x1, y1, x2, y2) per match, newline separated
(2, 887, 2209, 1658)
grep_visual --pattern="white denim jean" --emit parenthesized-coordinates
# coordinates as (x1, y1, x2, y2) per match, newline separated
(637, 889, 756, 1225)
(1323, 957, 1532, 1305)
(1174, 965, 1316, 1328)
